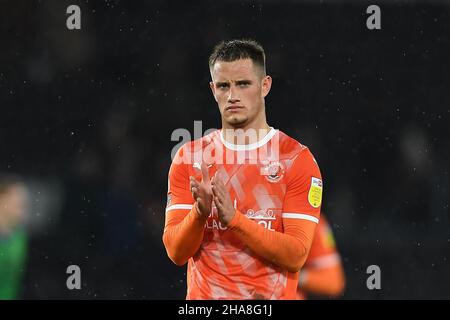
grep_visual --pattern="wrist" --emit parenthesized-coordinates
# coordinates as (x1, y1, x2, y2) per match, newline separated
(193, 202, 208, 221)
(226, 209, 240, 228)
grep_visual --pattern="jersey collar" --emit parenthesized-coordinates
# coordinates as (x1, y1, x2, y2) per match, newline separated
(219, 127, 277, 151)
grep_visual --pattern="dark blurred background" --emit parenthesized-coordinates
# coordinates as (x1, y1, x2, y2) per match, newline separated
(0, 0, 448, 299)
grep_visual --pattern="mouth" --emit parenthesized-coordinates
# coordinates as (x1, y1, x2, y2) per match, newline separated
(225, 105, 244, 112)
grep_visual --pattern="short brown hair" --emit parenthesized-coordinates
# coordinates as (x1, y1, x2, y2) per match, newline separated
(208, 39, 266, 75)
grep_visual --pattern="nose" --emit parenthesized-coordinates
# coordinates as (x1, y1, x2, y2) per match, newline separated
(227, 86, 240, 103)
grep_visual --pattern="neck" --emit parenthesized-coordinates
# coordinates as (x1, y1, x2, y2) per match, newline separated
(221, 115, 271, 146)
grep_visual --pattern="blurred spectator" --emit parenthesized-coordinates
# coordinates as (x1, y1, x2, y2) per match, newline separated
(297, 214, 346, 299)
(0, 174, 29, 299)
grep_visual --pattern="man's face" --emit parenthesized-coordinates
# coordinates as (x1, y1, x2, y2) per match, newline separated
(210, 58, 272, 128)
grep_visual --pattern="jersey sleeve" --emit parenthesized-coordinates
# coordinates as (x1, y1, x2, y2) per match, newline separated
(163, 144, 206, 266)
(282, 147, 323, 224)
(166, 145, 195, 214)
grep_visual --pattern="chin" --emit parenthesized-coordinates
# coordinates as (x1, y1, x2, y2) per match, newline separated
(226, 116, 248, 128)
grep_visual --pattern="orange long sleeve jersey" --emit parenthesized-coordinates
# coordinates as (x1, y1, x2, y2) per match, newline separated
(163, 128, 323, 299)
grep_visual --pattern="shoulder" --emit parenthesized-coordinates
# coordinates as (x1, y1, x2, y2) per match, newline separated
(172, 129, 221, 164)
(274, 130, 322, 185)
(276, 130, 318, 164)
(277, 130, 306, 154)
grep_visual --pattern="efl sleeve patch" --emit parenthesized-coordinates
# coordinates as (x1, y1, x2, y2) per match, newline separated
(308, 177, 323, 208)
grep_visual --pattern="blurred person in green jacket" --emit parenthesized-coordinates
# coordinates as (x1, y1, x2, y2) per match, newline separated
(0, 175, 28, 299)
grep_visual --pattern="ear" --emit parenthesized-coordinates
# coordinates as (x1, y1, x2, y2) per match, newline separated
(209, 81, 218, 102)
(261, 75, 272, 98)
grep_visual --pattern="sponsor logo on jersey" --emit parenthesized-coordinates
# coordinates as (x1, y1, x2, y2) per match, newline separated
(246, 209, 276, 231)
(245, 209, 276, 220)
(308, 177, 323, 208)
